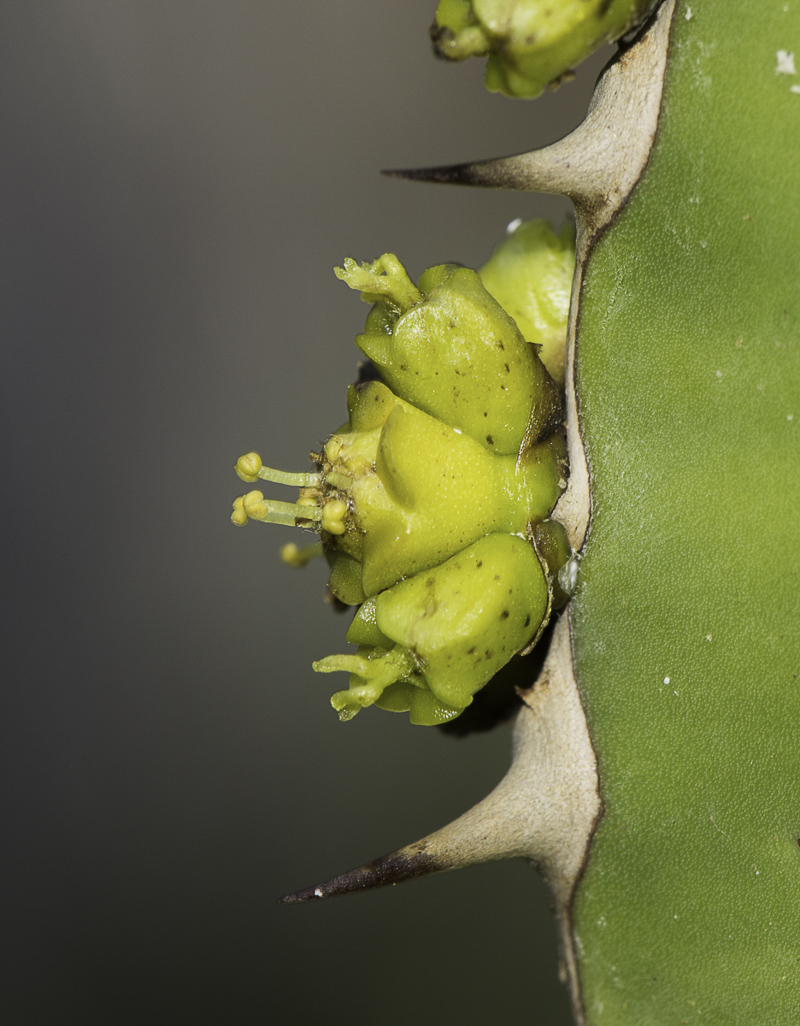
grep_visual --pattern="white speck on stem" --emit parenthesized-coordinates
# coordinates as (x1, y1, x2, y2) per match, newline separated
(685, 6, 692, 19)
(506, 217, 522, 234)
(788, 414, 794, 421)
(558, 555, 580, 597)
(663, 676, 670, 685)
(715, 370, 722, 379)
(791, 85, 800, 94)
(776, 50, 796, 75)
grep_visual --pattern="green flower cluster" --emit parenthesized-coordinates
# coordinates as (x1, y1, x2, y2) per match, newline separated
(232, 229, 573, 724)
(432, 0, 659, 98)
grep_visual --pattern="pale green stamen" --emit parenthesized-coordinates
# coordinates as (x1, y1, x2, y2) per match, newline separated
(235, 451, 322, 487)
(250, 499, 322, 527)
(258, 466, 321, 487)
(324, 471, 353, 491)
(232, 490, 322, 528)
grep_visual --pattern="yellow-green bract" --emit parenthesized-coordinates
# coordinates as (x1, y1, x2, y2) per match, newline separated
(317, 533, 550, 724)
(231, 243, 573, 724)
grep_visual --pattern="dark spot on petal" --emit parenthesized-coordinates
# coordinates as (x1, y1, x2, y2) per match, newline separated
(504, 363, 510, 373)
(524, 615, 531, 627)
(486, 435, 494, 445)
(500, 610, 509, 619)
(476, 561, 482, 568)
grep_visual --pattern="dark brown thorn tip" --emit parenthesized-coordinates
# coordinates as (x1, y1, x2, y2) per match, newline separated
(278, 842, 443, 905)
(382, 153, 534, 191)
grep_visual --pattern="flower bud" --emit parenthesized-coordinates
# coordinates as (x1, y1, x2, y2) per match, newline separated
(479, 219, 575, 388)
(338, 258, 562, 455)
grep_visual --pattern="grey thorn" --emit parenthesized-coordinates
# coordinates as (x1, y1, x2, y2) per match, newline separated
(279, 616, 600, 913)
(277, 844, 443, 904)
(385, 0, 677, 237)
(277, 780, 529, 904)
(382, 156, 537, 191)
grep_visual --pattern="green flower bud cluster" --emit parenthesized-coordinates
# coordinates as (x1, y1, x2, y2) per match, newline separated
(432, 0, 660, 99)
(231, 241, 572, 725)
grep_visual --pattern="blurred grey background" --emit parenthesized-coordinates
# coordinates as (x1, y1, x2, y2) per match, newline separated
(0, 3, 609, 1023)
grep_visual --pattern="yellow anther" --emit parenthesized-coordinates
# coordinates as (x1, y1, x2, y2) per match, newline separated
(243, 489, 268, 518)
(281, 542, 302, 565)
(280, 541, 324, 568)
(321, 498, 347, 535)
(296, 494, 318, 508)
(231, 495, 248, 526)
(235, 452, 263, 483)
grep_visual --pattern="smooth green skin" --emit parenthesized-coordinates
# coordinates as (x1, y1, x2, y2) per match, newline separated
(357, 263, 560, 455)
(434, 0, 658, 98)
(570, 2, 800, 1020)
(332, 533, 549, 724)
(479, 219, 575, 388)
